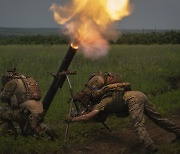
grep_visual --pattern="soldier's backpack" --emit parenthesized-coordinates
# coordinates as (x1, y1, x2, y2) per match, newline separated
(21, 77, 41, 101)
(87, 71, 123, 87)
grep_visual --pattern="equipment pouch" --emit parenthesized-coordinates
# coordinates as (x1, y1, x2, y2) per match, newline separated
(21, 77, 41, 101)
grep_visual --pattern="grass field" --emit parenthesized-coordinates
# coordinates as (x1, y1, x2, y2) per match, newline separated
(0, 45, 180, 153)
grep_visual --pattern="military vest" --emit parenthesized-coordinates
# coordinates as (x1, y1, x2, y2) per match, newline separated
(16, 77, 41, 104)
(77, 72, 129, 114)
(87, 72, 123, 89)
(85, 72, 124, 104)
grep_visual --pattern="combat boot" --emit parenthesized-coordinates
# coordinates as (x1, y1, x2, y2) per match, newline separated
(145, 144, 158, 154)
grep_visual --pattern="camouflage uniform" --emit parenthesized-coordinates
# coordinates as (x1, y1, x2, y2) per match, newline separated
(76, 72, 180, 149)
(0, 74, 57, 139)
(124, 91, 180, 147)
(75, 72, 125, 112)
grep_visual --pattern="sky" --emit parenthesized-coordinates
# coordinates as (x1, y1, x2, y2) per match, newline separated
(0, 0, 180, 29)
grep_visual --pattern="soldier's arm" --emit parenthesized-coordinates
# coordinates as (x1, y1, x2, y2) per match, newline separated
(0, 80, 17, 103)
(68, 110, 100, 122)
(92, 82, 131, 97)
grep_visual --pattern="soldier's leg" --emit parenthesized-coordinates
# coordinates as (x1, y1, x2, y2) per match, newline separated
(20, 111, 58, 139)
(126, 91, 155, 149)
(0, 107, 20, 135)
(0, 120, 17, 135)
(143, 95, 180, 136)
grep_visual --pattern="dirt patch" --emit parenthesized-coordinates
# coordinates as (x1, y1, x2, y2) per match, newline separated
(63, 113, 180, 154)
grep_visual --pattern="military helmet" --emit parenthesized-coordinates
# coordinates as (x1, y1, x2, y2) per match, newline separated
(1, 68, 17, 86)
(112, 73, 123, 83)
(105, 72, 123, 84)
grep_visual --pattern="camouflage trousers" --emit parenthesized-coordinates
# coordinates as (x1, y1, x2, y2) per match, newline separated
(124, 91, 180, 147)
(0, 106, 55, 138)
(0, 106, 21, 135)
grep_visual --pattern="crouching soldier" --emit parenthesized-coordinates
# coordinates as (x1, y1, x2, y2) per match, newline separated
(66, 72, 180, 153)
(0, 68, 58, 139)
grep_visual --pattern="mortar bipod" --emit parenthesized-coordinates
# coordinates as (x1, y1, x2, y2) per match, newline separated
(61, 71, 76, 141)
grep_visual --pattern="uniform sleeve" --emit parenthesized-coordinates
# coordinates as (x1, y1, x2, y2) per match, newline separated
(93, 97, 113, 111)
(0, 80, 17, 103)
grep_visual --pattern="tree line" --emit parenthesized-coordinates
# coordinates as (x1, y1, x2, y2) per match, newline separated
(0, 31, 180, 45)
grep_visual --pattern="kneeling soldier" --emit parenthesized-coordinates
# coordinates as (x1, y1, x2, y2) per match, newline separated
(0, 68, 58, 139)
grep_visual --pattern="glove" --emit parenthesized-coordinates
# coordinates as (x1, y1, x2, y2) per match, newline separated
(65, 116, 73, 123)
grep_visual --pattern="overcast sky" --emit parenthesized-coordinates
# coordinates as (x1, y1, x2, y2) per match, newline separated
(0, 0, 179, 29)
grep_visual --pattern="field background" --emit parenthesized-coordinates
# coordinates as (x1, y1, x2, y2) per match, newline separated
(0, 44, 180, 153)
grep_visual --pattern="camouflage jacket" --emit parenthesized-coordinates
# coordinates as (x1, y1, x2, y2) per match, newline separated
(0, 78, 42, 112)
(75, 75, 105, 107)
(75, 73, 130, 113)
(1, 79, 19, 108)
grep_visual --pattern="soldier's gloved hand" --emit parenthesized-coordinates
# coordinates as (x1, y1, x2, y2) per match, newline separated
(65, 116, 73, 123)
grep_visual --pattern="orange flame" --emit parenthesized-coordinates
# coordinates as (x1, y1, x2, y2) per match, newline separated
(71, 43, 79, 49)
(50, 0, 131, 59)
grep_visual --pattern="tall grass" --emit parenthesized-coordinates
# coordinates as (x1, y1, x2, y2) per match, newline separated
(0, 45, 180, 153)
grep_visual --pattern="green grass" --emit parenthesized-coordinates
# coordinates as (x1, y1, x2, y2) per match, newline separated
(0, 45, 180, 153)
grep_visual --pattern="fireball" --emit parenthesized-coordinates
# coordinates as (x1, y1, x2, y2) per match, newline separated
(50, 0, 131, 59)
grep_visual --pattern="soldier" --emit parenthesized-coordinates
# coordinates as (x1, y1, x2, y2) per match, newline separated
(66, 72, 180, 153)
(0, 68, 58, 139)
